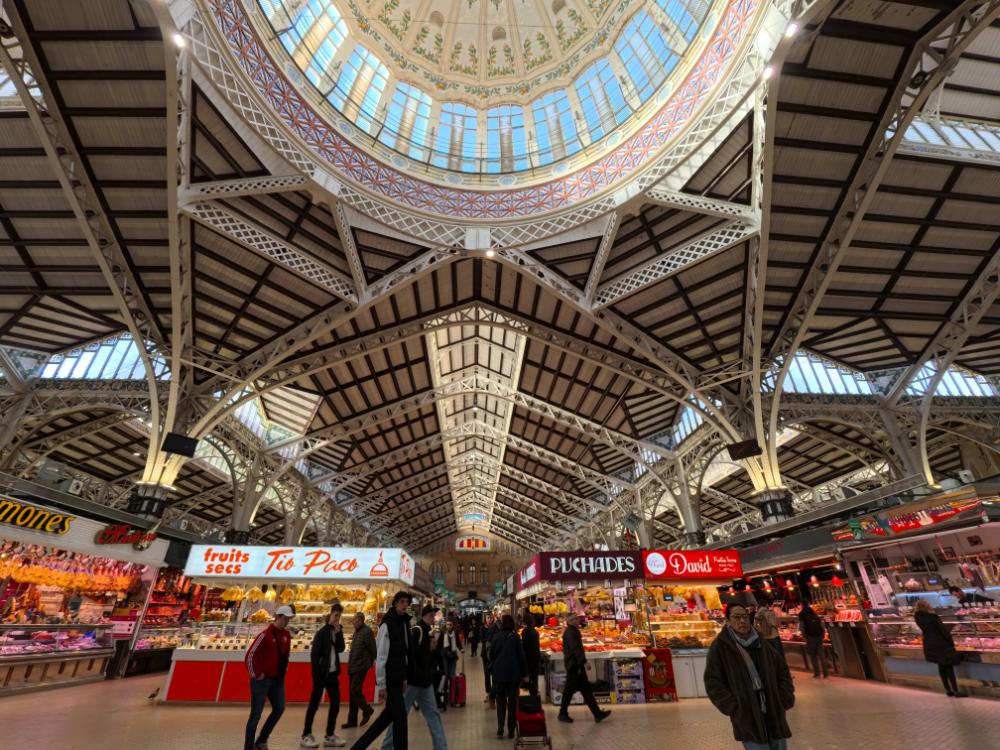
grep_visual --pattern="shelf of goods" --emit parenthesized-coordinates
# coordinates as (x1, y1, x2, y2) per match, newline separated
(0, 623, 115, 694)
(539, 623, 647, 705)
(162, 582, 388, 704)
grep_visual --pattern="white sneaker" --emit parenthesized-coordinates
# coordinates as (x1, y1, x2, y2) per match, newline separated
(300, 735, 319, 749)
(323, 736, 347, 748)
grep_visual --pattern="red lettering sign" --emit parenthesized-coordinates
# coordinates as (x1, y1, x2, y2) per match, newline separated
(643, 550, 743, 581)
(94, 523, 157, 547)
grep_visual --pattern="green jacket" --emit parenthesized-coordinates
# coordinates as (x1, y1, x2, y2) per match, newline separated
(348, 622, 378, 675)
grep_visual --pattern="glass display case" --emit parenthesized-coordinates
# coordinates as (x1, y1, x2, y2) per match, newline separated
(0, 623, 115, 695)
(648, 615, 721, 649)
(870, 613, 1000, 657)
(177, 620, 348, 652)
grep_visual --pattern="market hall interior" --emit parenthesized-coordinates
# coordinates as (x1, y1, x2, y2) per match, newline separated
(2, 0, 1000, 748)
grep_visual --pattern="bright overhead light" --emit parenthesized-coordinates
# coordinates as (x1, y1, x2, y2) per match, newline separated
(784, 22, 798, 38)
(485, 249, 495, 258)
(172, 32, 186, 48)
(762, 65, 774, 79)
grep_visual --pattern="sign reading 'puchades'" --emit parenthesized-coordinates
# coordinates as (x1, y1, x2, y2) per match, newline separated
(539, 551, 642, 581)
(643, 550, 743, 581)
(184, 545, 415, 585)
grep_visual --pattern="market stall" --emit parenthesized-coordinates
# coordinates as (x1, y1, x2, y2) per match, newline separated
(515, 550, 648, 705)
(162, 544, 415, 703)
(0, 494, 172, 694)
(733, 530, 868, 678)
(836, 484, 1000, 698)
(640, 549, 742, 698)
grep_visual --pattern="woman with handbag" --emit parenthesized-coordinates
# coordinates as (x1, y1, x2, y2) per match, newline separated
(914, 599, 966, 697)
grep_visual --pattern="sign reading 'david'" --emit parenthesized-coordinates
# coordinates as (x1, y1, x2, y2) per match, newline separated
(184, 545, 416, 585)
(643, 550, 743, 581)
(455, 535, 491, 551)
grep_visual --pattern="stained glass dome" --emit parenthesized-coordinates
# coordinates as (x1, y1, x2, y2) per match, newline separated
(253, 0, 720, 177)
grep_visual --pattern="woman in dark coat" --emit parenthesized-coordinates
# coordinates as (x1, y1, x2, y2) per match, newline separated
(705, 605, 795, 750)
(914, 599, 966, 697)
(520, 612, 541, 696)
(491, 614, 528, 739)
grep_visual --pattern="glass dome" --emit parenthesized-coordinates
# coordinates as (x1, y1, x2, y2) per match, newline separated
(255, 0, 717, 176)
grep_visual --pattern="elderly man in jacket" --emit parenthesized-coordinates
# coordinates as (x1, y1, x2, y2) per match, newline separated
(557, 613, 611, 724)
(343, 613, 377, 729)
(704, 604, 795, 750)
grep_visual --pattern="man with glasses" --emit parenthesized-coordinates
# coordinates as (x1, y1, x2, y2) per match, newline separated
(704, 605, 795, 750)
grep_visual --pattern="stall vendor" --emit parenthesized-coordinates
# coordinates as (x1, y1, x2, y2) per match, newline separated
(948, 586, 994, 606)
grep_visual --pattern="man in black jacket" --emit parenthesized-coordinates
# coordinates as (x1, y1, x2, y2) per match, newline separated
(520, 612, 541, 697)
(343, 612, 377, 729)
(704, 604, 795, 750)
(350, 592, 411, 750)
(302, 610, 347, 748)
(379, 605, 448, 750)
(557, 614, 610, 724)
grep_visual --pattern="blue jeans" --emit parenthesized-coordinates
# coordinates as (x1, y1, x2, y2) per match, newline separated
(743, 740, 787, 750)
(380, 684, 447, 750)
(245, 677, 286, 750)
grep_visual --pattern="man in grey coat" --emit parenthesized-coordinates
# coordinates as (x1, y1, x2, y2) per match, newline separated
(343, 612, 378, 729)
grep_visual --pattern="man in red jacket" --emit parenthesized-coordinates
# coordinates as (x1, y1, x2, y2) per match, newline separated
(244, 605, 295, 750)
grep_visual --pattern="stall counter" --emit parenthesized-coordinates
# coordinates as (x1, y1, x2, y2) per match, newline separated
(162, 648, 376, 703)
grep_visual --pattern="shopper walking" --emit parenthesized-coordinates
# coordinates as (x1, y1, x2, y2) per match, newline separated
(914, 599, 966, 697)
(244, 605, 294, 750)
(469, 614, 481, 657)
(479, 613, 499, 706)
(520, 612, 541, 697)
(797, 604, 827, 678)
(379, 605, 449, 750)
(437, 619, 461, 689)
(343, 613, 378, 729)
(704, 604, 795, 750)
(491, 614, 527, 738)
(753, 606, 784, 660)
(557, 613, 611, 724)
(302, 610, 347, 748)
(350, 592, 412, 750)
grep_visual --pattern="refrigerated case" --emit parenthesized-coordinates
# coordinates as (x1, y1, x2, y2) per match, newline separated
(0, 623, 114, 694)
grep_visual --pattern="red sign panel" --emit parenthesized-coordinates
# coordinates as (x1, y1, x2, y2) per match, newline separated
(831, 496, 983, 543)
(643, 550, 743, 581)
(642, 648, 678, 702)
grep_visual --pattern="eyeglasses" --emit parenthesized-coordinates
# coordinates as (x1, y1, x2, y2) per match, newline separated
(729, 614, 750, 621)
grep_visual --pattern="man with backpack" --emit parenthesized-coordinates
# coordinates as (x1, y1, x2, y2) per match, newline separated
(379, 604, 449, 750)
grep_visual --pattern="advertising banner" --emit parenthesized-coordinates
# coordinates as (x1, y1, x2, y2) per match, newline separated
(643, 549, 743, 581)
(831, 493, 985, 544)
(642, 648, 678, 702)
(184, 545, 415, 585)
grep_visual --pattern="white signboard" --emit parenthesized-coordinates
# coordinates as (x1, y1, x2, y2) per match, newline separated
(184, 545, 416, 586)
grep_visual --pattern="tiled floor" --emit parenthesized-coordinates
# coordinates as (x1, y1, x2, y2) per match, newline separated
(4, 655, 998, 749)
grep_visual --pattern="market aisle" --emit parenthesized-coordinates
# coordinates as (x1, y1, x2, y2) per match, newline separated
(4, 654, 998, 750)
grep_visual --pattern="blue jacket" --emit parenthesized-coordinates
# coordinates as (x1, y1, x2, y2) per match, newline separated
(490, 630, 527, 683)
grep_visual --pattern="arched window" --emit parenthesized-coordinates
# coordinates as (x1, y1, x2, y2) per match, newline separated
(499, 561, 514, 580)
(656, 0, 707, 42)
(486, 104, 528, 172)
(532, 89, 579, 164)
(615, 12, 676, 102)
(329, 45, 389, 134)
(431, 560, 447, 579)
(457, 564, 465, 586)
(433, 103, 478, 171)
(379, 82, 433, 160)
(574, 58, 629, 140)
(479, 564, 489, 585)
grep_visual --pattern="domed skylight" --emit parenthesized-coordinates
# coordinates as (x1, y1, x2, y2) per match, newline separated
(255, 0, 716, 174)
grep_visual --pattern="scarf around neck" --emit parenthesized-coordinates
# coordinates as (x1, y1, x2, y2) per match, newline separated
(728, 626, 766, 712)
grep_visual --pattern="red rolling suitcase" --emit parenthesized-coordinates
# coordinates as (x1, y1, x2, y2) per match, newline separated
(450, 652, 466, 707)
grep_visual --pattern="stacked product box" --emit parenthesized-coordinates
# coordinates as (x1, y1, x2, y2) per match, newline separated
(611, 657, 646, 704)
